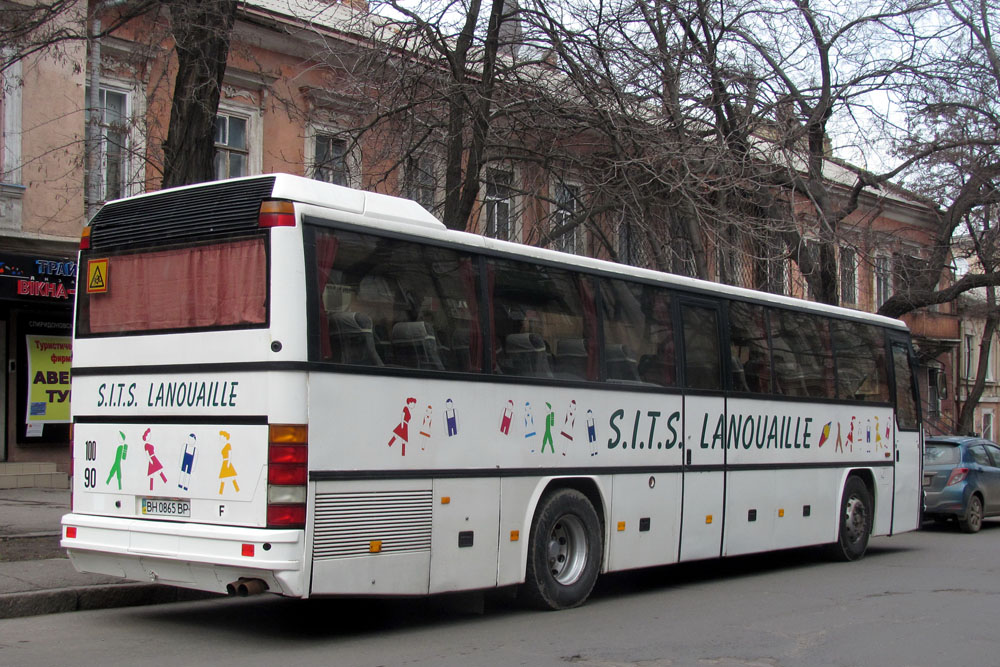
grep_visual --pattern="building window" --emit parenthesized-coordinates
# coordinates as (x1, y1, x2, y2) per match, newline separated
(312, 133, 349, 186)
(553, 182, 582, 255)
(875, 255, 892, 309)
(617, 221, 643, 267)
(840, 247, 856, 305)
(927, 367, 941, 419)
(485, 170, 513, 240)
(214, 113, 248, 180)
(984, 410, 994, 440)
(966, 333, 975, 380)
(85, 87, 129, 202)
(404, 155, 436, 211)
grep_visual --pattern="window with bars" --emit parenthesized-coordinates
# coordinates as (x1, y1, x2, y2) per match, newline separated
(875, 255, 892, 309)
(404, 155, 436, 210)
(840, 247, 857, 304)
(214, 113, 248, 180)
(553, 182, 582, 254)
(85, 87, 129, 203)
(485, 170, 513, 240)
(312, 133, 349, 186)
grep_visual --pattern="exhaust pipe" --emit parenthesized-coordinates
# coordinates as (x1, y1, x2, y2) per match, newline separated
(226, 578, 269, 597)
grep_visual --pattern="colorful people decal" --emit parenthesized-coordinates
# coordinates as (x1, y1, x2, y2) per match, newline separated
(143, 428, 168, 491)
(419, 405, 433, 439)
(445, 398, 458, 436)
(586, 409, 597, 456)
(218, 430, 240, 494)
(388, 397, 417, 456)
(106, 430, 128, 490)
(561, 400, 577, 440)
(178, 433, 197, 491)
(500, 400, 514, 435)
(541, 403, 556, 454)
(524, 401, 536, 438)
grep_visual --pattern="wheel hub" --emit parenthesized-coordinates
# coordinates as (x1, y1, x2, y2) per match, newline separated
(546, 514, 588, 585)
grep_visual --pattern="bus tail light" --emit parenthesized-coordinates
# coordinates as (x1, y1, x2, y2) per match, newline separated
(267, 424, 307, 528)
(946, 467, 969, 486)
(259, 200, 296, 228)
(80, 226, 91, 250)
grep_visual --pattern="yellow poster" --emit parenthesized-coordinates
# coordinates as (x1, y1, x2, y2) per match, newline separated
(26, 335, 72, 424)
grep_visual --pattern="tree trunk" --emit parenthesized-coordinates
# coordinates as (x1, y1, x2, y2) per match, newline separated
(161, 0, 238, 189)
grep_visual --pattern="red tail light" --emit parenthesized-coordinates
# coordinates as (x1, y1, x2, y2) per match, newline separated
(80, 227, 92, 250)
(946, 467, 969, 486)
(259, 200, 296, 228)
(267, 504, 307, 527)
(267, 424, 307, 528)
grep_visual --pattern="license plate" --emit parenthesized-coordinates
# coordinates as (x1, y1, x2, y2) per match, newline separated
(140, 497, 191, 518)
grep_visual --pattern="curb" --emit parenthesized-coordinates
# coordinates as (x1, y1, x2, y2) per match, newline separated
(0, 583, 220, 619)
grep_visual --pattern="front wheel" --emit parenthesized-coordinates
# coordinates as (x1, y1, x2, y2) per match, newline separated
(828, 476, 872, 561)
(959, 494, 984, 533)
(522, 488, 602, 610)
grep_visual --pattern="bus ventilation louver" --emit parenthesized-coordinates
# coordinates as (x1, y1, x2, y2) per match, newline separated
(88, 177, 277, 250)
(312, 490, 433, 560)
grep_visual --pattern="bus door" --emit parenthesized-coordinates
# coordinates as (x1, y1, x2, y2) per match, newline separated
(678, 300, 726, 561)
(889, 334, 922, 533)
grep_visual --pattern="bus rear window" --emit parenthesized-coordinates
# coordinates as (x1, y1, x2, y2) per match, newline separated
(78, 237, 267, 335)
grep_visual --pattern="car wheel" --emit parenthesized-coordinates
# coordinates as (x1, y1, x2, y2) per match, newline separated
(959, 494, 984, 533)
(522, 488, 602, 610)
(828, 476, 872, 561)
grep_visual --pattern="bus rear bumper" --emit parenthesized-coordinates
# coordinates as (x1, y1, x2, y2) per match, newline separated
(60, 513, 307, 597)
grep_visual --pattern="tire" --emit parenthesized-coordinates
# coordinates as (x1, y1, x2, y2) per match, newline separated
(522, 488, 602, 610)
(828, 476, 873, 562)
(959, 494, 984, 533)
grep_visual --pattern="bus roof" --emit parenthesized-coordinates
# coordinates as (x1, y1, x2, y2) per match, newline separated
(99, 174, 909, 333)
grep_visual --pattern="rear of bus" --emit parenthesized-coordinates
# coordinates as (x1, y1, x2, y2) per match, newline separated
(61, 174, 433, 597)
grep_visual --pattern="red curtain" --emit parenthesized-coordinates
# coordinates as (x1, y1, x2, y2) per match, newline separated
(88, 238, 267, 334)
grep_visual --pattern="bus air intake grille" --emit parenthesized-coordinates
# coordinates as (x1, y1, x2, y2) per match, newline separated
(88, 176, 277, 250)
(313, 490, 433, 560)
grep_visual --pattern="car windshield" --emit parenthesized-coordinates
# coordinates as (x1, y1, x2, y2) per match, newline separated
(924, 443, 961, 465)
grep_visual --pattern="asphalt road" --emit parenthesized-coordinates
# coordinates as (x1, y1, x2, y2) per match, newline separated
(2, 521, 999, 667)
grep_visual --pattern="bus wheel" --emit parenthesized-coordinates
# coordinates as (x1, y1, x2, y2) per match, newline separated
(523, 488, 602, 610)
(829, 476, 872, 562)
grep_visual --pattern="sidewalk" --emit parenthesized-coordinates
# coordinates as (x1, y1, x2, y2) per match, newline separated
(0, 487, 214, 619)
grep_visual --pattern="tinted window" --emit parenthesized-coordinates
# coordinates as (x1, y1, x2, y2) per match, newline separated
(985, 444, 1000, 467)
(924, 443, 961, 465)
(599, 279, 675, 386)
(682, 304, 722, 390)
(309, 226, 482, 372)
(771, 310, 835, 398)
(728, 301, 771, 393)
(832, 321, 889, 402)
(967, 445, 991, 467)
(892, 343, 919, 430)
(489, 258, 596, 380)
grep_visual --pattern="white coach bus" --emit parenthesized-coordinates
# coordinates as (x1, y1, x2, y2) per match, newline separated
(62, 174, 922, 610)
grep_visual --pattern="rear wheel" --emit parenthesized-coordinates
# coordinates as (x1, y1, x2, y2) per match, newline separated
(959, 494, 984, 533)
(522, 488, 602, 610)
(829, 476, 872, 561)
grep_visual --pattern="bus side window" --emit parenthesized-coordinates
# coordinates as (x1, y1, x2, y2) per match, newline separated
(489, 258, 596, 381)
(892, 343, 920, 430)
(598, 278, 675, 386)
(727, 301, 771, 393)
(832, 321, 889, 402)
(681, 303, 722, 391)
(771, 309, 835, 399)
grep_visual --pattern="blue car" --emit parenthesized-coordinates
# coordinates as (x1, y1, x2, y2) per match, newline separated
(923, 436, 1000, 533)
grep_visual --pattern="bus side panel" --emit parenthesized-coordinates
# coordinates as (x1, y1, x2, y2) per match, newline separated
(311, 478, 432, 596)
(680, 395, 726, 562)
(893, 427, 922, 533)
(428, 477, 500, 593)
(607, 473, 682, 571)
(497, 477, 544, 587)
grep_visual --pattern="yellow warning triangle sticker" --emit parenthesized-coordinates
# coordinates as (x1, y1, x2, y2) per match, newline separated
(87, 258, 109, 293)
(89, 265, 105, 290)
